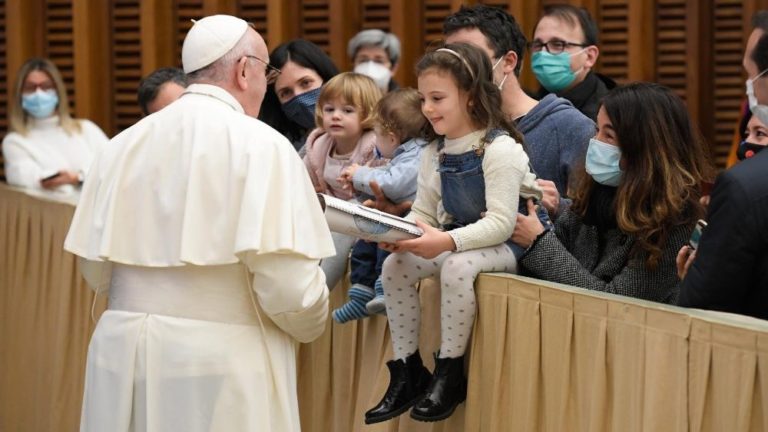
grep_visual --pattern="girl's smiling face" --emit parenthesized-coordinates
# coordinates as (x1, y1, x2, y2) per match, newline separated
(418, 68, 475, 140)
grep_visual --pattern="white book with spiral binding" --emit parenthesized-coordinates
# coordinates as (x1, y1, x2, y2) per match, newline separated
(317, 194, 423, 243)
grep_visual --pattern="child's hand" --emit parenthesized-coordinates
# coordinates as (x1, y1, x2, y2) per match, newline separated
(337, 164, 360, 190)
(394, 220, 455, 259)
(511, 199, 545, 248)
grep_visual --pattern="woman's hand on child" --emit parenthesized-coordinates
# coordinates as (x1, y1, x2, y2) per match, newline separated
(676, 245, 697, 279)
(394, 220, 455, 259)
(511, 199, 545, 248)
(535, 179, 560, 217)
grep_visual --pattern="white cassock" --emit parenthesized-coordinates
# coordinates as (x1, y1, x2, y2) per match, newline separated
(65, 83, 335, 432)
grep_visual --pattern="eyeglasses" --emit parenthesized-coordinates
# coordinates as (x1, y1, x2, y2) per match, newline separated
(22, 83, 56, 93)
(527, 40, 588, 55)
(244, 55, 281, 85)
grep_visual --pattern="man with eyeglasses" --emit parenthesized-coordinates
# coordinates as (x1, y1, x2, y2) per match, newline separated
(67, 14, 334, 431)
(443, 4, 595, 219)
(530, 4, 616, 121)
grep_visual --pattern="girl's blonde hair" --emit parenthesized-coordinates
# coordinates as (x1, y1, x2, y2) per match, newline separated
(374, 88, 427, 141)
(10, 58, 81, 136)
(314, 72, 382, 130)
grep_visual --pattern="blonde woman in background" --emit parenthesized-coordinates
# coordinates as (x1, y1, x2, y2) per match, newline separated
(3, 58, 108, 192)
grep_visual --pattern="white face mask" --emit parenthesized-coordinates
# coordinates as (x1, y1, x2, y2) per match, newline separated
(746, 67, 768, 110)
(354, 61, 392, 91)
(492, 56, 508, 91)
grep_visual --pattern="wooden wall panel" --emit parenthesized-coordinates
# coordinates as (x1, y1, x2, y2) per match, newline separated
(595, 0, 629, 82)
(300, 0, 332, 52)
(712, 0, 748, 167)
(422, 0, 454, 52)
(238, 0, 268, 45)
(0, 0, 6, 179)
(655, 0, 687, 100)
(0, 0, 764, 169)
(361, 0, 390, 31)
(0, 1, 7, 137)
(112, 0, 142, 132)
(44, 0, 76, 113)
(174, 0, 205, 68)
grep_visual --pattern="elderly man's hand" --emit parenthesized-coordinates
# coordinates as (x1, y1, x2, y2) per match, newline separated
(361, 180, 412, 216)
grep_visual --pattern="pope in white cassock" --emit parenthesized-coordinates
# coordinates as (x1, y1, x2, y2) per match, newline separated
(64, 15, 335, 432)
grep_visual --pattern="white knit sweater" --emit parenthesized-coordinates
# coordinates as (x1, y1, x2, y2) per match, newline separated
(408, 130, 542, 252)
(2, 116, 109, 190)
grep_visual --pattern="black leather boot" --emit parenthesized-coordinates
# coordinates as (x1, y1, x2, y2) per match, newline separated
(410, 353, 467, 422)
(365, 350, 431, 424)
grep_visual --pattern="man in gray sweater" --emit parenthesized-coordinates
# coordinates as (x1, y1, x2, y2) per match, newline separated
(444, 4, 596, 218)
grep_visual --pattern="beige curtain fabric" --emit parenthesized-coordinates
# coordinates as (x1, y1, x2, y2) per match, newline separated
(4, 184, 768, 432)
(0, 186, 105, 432)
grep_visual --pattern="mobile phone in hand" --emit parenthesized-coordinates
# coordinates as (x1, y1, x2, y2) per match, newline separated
(41, 172, 61, 182)
(688, 219, 708, 250)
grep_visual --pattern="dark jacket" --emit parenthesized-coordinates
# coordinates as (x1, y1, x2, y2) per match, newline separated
(517, 95, 595, 199)
(536, 72, 616, 122)
(521, 207, 689, 304)
(678, 150, 768, 319)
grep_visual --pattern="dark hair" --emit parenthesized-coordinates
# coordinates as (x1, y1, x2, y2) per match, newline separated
(375, 88, 427, 141)
(258, 39, 339, 143)
(415, 42, 523, 145)
(443, 5, 527, 76)
(571, 82, 711, 269)
(541, 4, 599, 46)
(754, 35, 768, 72)
(137, 67, 188, 116)
(753, 10, 768, 32)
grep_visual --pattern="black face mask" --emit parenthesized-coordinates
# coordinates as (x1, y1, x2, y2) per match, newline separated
(737, 140, 767, 160)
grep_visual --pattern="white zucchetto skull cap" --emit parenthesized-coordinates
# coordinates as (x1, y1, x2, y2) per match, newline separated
(182, 15, 249, 73)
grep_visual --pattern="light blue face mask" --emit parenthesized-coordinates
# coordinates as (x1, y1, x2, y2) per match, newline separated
(531, 51, 582, 93)
(22, 89, 59, 119)
(585, 138, 623, 187)
(281, 87, 322, 130)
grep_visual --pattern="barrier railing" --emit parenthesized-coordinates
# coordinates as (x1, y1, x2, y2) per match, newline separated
(2, 184, 766, 432)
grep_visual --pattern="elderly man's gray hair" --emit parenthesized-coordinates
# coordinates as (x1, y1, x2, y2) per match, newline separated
(347, 29, 401, 65)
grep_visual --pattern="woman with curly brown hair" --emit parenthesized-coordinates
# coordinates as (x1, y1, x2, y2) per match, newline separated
(512, 82, 712, 303)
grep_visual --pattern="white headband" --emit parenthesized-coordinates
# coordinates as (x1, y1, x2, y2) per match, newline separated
(436, 48, 475, 80)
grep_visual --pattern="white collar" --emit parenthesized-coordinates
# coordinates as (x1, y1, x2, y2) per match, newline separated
(181, 83, 245, 114)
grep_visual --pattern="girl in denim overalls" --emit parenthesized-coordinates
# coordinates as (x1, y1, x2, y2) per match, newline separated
(365, 43, 551, 425)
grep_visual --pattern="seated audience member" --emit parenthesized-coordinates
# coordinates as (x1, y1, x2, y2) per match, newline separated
(513, 83, 710, 304)
(736, 112, 768, 160)
(443, 5, 595, 218)
(348, 29, 401, 92)
(303, 72, 381, 292)
(137, 67, 188, 115)
(677, 12, 768, 319)
(2, 58, 109, 192)
(260, 39, 339, 153)
(530, 4, 616, 121)
(333, 88, 428, 322)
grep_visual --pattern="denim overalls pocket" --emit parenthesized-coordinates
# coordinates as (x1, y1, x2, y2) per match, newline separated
(438, 151, 487, 226)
